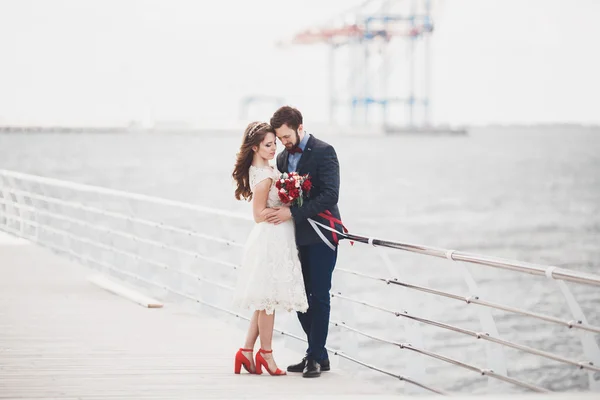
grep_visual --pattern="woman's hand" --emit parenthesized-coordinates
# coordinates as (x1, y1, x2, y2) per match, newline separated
(259, 208, 277, 219)
(265, 207, 292, 225)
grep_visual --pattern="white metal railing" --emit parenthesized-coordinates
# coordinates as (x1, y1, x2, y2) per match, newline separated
(1, 169, 599, 394)
(310, 219, 600, 287)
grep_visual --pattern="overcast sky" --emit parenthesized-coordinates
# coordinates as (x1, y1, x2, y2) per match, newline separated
(0, 0, 598, 126)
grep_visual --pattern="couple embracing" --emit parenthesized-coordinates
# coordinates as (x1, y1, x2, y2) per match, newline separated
(231, 106, 344, 378)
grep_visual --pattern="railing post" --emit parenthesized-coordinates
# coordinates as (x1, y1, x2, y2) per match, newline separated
(0, 174, 19, 233)
(380, 251, 428, 394)
(555, 280, 600, 391)
(458, 263, 508, 389)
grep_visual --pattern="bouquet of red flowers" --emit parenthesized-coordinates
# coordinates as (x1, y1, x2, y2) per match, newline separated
(275, 172, 312, 206)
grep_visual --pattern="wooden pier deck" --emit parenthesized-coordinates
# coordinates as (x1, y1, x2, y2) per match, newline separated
(0, 233, 396, 399)
(1, 232, 597, 399)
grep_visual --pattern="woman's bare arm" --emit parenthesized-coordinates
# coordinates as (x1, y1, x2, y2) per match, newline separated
(252, 178, 273, 223)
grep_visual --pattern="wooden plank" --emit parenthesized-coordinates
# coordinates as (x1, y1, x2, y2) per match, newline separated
(88, 274, 163, 308)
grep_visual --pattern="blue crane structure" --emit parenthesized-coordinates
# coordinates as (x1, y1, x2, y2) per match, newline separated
(286, 0, 434, 130)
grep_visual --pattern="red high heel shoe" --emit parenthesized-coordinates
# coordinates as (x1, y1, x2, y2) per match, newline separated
(255, 348, 286, 376)
(234, 348, 255, 374)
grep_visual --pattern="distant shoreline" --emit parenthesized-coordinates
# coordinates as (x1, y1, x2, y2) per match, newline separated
(0, 126, 127, 134)
(472, 123, 600, 130)
(1, 123, 597, 135)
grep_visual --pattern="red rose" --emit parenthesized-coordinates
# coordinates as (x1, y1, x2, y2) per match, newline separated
(285, 180, 296, 191)
(289, 188, 300, 199)
(301, 179, 312, 192)
(278, 192, 290, 204)
(275, 180, 282, 190)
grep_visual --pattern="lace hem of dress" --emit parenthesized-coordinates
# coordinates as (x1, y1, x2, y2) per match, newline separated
(233, 299, 308, 315)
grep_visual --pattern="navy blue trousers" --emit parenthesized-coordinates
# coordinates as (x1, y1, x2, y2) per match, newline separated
(297, 242, 338, 363)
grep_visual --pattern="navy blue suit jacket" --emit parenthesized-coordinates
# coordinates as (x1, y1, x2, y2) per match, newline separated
(277, 135, 342, 247)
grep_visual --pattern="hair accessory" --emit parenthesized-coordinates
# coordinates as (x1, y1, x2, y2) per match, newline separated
(247, 122, 264, 139)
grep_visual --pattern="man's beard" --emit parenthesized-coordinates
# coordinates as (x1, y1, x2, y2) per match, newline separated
(287, 130, 301, 149)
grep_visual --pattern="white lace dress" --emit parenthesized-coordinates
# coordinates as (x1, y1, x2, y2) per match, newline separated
(232, 165, 309, 315)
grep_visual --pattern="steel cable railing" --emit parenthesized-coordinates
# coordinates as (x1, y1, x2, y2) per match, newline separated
(2, 169, 599, 394)
(3, 188, 244, 248)
(0, 222, 446, 396)
(329, 320, 550, 393)
(5, 195, 597, 335)
(309, 219, 600, 287)
(334, 268, 600, 334)
(331, 292, 599, 372)
(0, 211, 236, 291)
(4, 205, 593, 387)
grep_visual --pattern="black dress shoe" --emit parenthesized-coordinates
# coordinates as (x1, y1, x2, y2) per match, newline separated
(287, 357, 307, 373)
(303, 359, 321, 378)
(288, 357, 330, 373)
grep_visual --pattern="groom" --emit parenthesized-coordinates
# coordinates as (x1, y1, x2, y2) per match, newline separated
(266, 106, 342, 378)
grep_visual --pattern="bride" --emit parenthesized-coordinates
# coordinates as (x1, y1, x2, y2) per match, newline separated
(231, 121, 309, 376)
